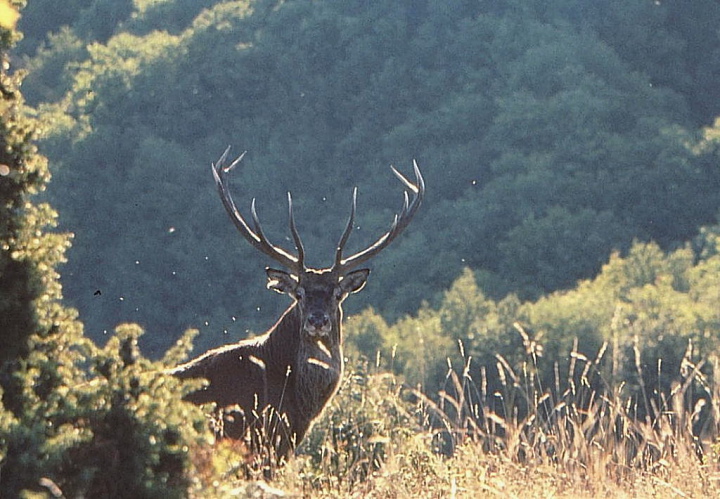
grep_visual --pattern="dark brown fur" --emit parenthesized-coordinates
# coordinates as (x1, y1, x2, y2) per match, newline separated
(172, 268, 367, 460)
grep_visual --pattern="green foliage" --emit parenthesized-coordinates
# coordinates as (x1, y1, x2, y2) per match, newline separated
(297, 360, 422, 489)
(367, 234, 720, 417)
(128, 0, 224, 36)
(346, 304, 452, 394)
(0, 324, 208, 498)
(1, 14, 213, 496)
(498, 207, 631, 295)
(343, 307, 387, 362)
(15, 0, 94, 54)
(16, 0, 719, 355)
(591, 0, 720, 124)
(0, 11, 64, 371)
(72, 0, 134, 42)
(20, 27, 88, 105)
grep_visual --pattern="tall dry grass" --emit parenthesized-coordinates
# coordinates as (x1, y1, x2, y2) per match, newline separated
(191, 331, 720, 498)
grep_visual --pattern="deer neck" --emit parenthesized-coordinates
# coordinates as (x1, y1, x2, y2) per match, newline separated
(261, 303, 302, 368)
(295, 307, 344, 418)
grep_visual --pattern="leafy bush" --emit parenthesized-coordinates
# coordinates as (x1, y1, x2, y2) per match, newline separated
(0, 325, 209, 498)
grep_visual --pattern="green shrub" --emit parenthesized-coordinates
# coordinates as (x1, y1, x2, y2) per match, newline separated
(0, 324, 210, 498)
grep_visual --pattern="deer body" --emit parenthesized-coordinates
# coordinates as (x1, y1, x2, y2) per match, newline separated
(174, 148, 423, 462)
(173, 269, 366, 458)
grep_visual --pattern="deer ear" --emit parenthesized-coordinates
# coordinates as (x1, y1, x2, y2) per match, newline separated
(266, 268, 298, 295)
(340, 269, 370, 295)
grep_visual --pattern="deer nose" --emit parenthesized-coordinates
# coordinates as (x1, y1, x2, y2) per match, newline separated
(306, 312, 331, 335)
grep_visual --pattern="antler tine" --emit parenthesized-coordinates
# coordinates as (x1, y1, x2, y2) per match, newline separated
(334, 187, 358, 268)
(334, 161, 424, 273)
(249, 199, 271, 247)
(212, 148, 301, 272)
(287, 192, 306, 269)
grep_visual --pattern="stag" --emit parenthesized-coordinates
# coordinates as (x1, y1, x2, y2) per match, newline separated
(172, 148, 424, 462)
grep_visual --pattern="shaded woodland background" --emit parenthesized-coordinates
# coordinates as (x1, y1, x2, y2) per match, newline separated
(15, 0, 720, 355)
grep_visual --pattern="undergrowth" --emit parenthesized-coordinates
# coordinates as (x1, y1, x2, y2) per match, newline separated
(204, 328, 720, 498)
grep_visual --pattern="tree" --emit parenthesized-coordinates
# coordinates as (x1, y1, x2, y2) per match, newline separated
(0, 12, 208, 496)
(0, 5, 70, 376)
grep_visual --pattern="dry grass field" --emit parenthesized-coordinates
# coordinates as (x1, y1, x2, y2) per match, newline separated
(190, 343, 720, 498)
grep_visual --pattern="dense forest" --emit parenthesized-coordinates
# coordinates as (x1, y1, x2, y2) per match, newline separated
(2, 0, 720, 496)
(12, 0, 720, 355)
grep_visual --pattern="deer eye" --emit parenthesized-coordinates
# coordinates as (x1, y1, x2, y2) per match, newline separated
(333, 287, 344, 300)
(295, 287, 306, 300)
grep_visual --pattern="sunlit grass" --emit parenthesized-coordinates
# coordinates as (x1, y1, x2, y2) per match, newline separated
(188, 332, 720, 498)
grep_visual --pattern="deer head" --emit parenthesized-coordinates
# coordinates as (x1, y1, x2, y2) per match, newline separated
(211, 147, 424, 344)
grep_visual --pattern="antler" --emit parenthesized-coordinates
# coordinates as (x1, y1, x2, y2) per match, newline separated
(333, 160, 425, 273)
(212, 147, 304, 272)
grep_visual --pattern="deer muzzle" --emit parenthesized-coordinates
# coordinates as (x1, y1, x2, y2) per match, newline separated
(305, 311, 332, 337)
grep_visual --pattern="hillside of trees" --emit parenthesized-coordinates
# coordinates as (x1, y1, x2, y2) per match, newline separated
(14, 0, 720, 355)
